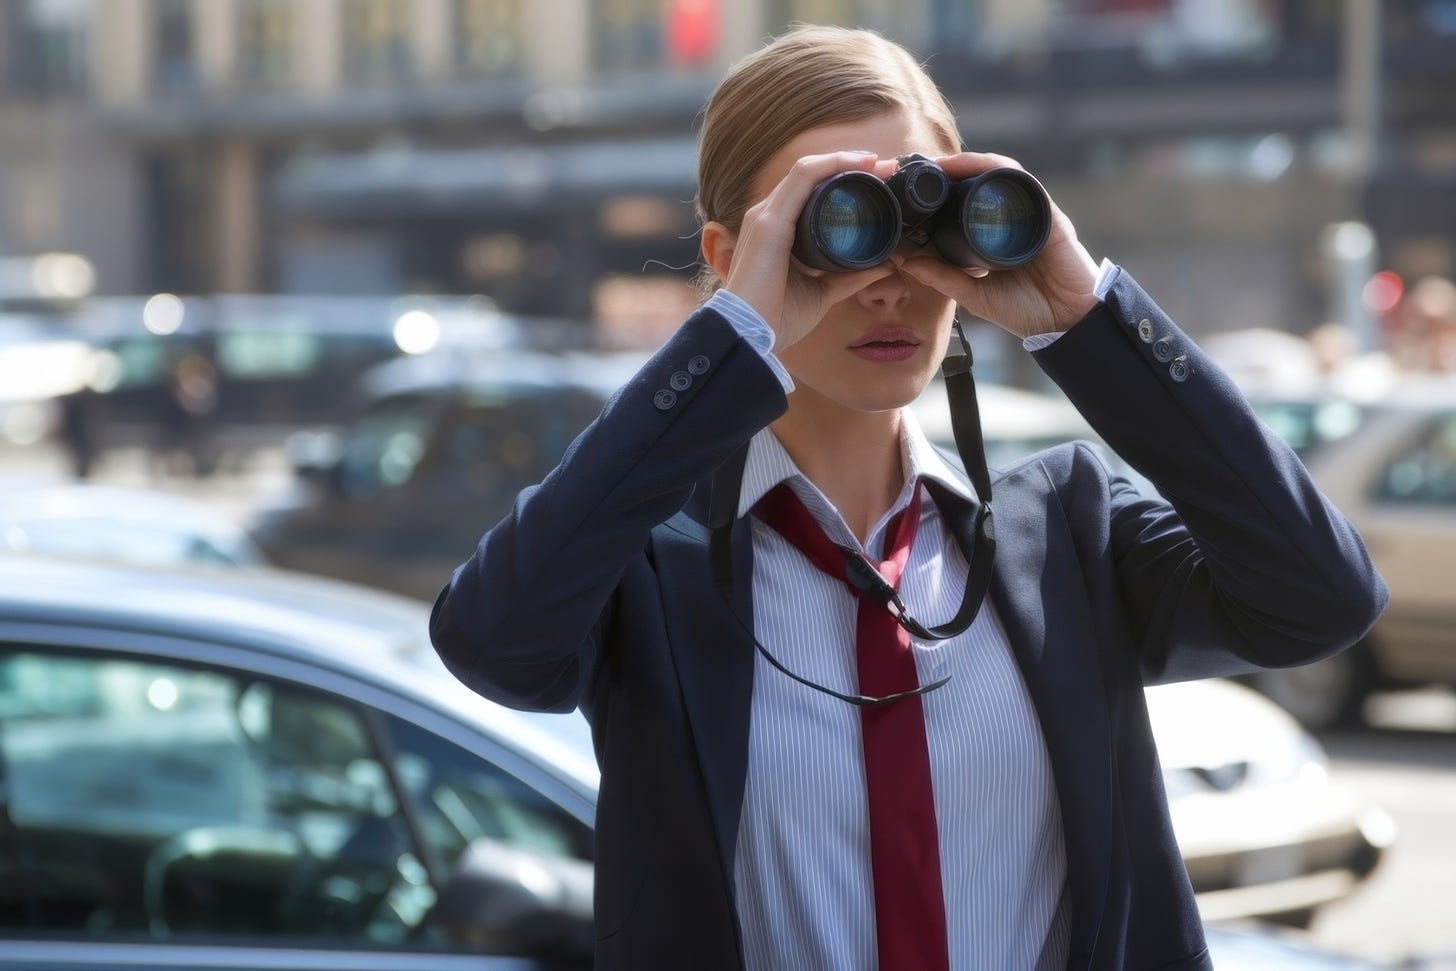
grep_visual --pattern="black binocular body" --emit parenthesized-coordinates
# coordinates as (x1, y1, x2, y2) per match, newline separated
(792, 154, 1052, 272)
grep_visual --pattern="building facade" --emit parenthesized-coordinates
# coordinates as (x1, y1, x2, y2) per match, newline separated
(1, 0, 1453, 350)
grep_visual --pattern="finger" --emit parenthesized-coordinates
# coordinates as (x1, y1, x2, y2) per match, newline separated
(930, 151, 1025, 180)
(758, 150, 881, 222)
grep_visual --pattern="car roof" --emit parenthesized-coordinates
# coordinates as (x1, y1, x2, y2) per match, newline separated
(359, 347, 635, 402)
(0, 553, 599, 790)
(0, 483, 249, 536)
(1370, 373, 1456, 409)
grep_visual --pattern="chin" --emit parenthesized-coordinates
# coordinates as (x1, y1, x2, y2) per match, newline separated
(837, 378, 929, 414)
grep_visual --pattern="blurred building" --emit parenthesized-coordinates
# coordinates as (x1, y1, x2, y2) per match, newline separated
(0, 0, 1453, 344)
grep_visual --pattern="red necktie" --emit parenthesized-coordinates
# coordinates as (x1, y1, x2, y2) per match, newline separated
(754, 482, 950, 971)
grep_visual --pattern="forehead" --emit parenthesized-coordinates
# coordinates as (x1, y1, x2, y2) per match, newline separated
(750, 108, 950, 200)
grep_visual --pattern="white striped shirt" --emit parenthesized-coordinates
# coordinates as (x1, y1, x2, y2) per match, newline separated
(730, 414, 1071, 971)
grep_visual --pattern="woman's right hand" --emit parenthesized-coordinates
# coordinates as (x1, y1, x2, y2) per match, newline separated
(711, 152, 899, 351)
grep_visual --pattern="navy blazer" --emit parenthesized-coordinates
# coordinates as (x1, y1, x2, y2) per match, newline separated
(431, 270, 1386, 970)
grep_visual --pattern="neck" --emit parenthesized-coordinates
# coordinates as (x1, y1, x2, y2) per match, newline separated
(771, 394, 907, 545)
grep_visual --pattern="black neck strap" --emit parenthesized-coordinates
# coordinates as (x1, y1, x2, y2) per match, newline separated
(708, 318, 997, 643)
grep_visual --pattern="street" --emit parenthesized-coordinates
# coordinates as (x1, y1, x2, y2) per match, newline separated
(1310, 725, 1456, 968)
(4, 440, 1455, 967)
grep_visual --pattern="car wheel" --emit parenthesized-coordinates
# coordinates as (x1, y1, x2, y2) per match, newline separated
(1250, 644, 1374, 732)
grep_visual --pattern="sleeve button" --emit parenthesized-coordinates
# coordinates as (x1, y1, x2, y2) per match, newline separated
(1137, 319, 1154, 343)
(670, 370, 692, 392)
(1153, 337, 1175, 362)
(653, 389, 678, 410)
(687, 355, 710, 375)
(1169, 356, 1190, 383)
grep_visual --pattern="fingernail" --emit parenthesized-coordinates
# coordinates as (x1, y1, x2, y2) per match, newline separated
(847, 149, 876, 156)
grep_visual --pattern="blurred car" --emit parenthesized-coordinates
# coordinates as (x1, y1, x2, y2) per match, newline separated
(54, 296, 583, 480)
(0, 553, 597, 970)
(248, 349, 643, 601)
(913, 379, 1393, 920)
(1146, 678, 1392, 926)
(0, 483, 263, 569)
(1203, 922, 1394, 970)
(1244, 378, 1456, 730)
(54, 297, 404, 478)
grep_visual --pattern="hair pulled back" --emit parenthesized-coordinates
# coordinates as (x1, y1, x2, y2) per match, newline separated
(694, 25, 962, 294)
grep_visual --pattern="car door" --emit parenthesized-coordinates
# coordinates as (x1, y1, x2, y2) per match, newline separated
(0, 637, 591, 970)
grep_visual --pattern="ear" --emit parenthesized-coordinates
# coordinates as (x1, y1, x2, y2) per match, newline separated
(700, 220, 736, 285)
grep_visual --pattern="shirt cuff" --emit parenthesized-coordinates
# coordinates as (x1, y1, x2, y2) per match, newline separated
(1021, 258, 1119, 352)
(704, 289, 795, 392)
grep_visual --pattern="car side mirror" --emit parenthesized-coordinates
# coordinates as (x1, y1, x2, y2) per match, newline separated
(429, 838, 594, 959)
(284, 429, 346, 496)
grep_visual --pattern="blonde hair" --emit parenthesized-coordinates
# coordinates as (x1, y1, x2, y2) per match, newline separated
(694, 25, 962, 294)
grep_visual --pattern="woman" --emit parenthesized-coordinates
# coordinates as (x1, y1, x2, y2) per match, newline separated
(430, 25, 1385, 971)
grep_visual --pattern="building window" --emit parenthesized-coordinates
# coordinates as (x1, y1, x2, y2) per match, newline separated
(455, 0, 524, 76)
(341, 0, 414, 84)
(593, 0, 664, 73)
(5, 0, 92, 96)
(153, 0, 198, 93)
(236, 0, 295, 89)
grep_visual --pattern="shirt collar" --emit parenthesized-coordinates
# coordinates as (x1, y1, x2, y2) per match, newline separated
(736, 409, 979, 529)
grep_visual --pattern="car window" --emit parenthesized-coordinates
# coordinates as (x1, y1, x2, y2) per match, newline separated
(1374, 411, 1456, 506)
(338, 393, 435, 495)
(383, 714, 593, 871)
(1250, 398, 1366, 458)
(440, 387, 604, 499)
(216, 328, 323, 378)
(0, 648, 428, 947)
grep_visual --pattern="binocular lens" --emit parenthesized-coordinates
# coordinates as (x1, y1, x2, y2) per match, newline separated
(793, 172, 901, 270)
(963, 176, 1047, 266)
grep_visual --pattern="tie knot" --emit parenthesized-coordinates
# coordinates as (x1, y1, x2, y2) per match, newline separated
(753, 482, 921, 597)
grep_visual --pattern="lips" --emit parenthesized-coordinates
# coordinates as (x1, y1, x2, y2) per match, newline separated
(849, 325, 922, 349)
(848, 325, 923, 363)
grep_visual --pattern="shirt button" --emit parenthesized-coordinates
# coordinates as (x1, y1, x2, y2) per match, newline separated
(687, 354, 710, 375)
(670, 370, 692, 392)
(1137, 319, 1154, 343)
(1169, 355, 1190, 383)
(653, 389, 678, 410)
(1153, 337, 1175, 362)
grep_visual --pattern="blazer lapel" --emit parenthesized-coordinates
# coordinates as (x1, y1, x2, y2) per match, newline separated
(988, 463, 1113, 967)
(657, 451, 757, 891)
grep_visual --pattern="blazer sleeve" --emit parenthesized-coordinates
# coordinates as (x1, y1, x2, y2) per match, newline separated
(1032, 268, 1388, 683)
(429, 307, 788, 711)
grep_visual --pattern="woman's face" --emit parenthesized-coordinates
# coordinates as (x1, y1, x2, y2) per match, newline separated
(749, 108, 959, 415)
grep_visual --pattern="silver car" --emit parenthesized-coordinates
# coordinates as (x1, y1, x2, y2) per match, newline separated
(1248, 378, 1456, 730)
(0, 553, 597, 970)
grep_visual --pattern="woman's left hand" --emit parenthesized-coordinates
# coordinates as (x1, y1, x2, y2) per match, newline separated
(899, 152, 1102, 340)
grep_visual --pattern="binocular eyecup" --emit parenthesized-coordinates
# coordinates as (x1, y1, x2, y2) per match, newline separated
(792, 156, 1052, 273)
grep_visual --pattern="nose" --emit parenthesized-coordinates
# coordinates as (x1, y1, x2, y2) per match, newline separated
(854, 262, 912, 310)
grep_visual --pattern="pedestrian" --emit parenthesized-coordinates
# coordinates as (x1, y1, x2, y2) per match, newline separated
(430, 24, 1385, 971)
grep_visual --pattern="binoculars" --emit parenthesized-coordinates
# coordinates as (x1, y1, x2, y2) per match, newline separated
(793, 154, 1052, 272)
